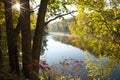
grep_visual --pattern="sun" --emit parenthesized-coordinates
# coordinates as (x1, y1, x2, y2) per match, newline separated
(13, 2, 20, 11)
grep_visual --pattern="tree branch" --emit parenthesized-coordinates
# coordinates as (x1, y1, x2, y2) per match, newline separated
(45, 11, 77, 26)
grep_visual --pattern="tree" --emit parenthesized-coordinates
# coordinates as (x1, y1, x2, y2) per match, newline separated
(3, 0, 19, 73)
(0, 2, 5, 68)
(20, 0, 34, 79)
(69, 0, 120, 56)
(31, 0, 48, 73)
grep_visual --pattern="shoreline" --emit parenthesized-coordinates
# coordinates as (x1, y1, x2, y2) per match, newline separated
(48, 32, 73, 37)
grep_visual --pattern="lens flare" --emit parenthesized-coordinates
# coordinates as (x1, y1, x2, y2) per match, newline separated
(13, 2, 20, 11)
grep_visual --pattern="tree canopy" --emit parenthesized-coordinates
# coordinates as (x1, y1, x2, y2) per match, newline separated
(69, 0, 120, 57)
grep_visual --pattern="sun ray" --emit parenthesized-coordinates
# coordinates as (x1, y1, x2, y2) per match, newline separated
(12, 2, 20, 11)
(5, 0, 14, 12)
(20, 2, 30, 12)
(15, 3, 20, 11)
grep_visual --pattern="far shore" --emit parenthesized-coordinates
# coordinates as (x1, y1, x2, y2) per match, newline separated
(48, 32, 73, 37)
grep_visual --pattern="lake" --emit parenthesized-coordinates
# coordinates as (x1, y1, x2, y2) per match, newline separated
(40, 34, 120, 80)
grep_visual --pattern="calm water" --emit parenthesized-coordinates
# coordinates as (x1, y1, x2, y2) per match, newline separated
(40, 34, 120, 80)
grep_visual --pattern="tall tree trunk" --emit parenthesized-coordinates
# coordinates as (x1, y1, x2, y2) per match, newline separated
(0, 17, 2, 69)
(32, 0, 48, 73)
(20, 0, 34, 79)
(4, 0, 19, 73)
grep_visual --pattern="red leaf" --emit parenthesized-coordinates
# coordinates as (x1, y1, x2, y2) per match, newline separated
(27, 63, 33, 67)
(80, 60, 84, 63)
(39, 65, 45, 70)
(42, 61, 46, 65)
(74, 60, 79, 63)
(47, 67, 51, 70)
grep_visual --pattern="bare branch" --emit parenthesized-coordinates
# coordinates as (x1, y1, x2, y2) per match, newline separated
(45, 11, 77, 26)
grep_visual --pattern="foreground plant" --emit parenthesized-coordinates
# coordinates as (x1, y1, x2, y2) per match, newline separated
(38, 58, 84, 80)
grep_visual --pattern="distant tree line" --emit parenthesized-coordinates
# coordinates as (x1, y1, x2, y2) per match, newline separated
(48, 17, 76, 33)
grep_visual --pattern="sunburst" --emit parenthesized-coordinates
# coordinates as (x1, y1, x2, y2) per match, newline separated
(13, 2, 20, 11)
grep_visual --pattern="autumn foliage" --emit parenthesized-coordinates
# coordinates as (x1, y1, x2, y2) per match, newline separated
(27, 58, 84, 79)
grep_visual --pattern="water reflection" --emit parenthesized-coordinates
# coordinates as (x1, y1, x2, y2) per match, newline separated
(41, 35, 86, 64)
(40, 34, 120, 79)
